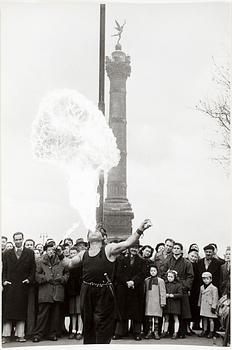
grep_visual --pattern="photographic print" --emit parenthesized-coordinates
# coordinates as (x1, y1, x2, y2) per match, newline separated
(1, 0, 231, 348)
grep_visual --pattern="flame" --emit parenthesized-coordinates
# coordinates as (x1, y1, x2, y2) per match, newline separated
(31, 89, 120, 231)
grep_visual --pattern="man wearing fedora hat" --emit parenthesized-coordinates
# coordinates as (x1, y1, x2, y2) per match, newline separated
(75, 238, 88, 251)
(63, 219, 152, 344)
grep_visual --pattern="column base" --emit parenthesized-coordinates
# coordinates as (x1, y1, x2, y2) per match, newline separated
(103, 200, 134, 241)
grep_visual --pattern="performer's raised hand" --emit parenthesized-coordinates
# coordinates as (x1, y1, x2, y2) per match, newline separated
(137, 219, 152, 233)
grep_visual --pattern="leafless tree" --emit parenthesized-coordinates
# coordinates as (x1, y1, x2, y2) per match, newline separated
(196, 59, 230, 171)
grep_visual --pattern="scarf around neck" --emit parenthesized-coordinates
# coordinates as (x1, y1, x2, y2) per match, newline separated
(148, 276, 158, 290)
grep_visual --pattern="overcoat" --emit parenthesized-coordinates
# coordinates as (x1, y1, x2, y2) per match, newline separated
(197, 258, 221, 289)
(154, 251, 172, 276)
(198, 283, 219, 318)
(36, 253, 69, 303)
(2, 247, 36, 321)
(162, 255, 193, 319)
(163, 280, 182, 315)
(144, 277, 166, 317)
(219, 262, 230, 297)
(114, 254, 146, 321)
(188, 260, 201, 323)
(66, 264, 83, 297)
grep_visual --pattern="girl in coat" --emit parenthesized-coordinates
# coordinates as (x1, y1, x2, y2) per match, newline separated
(162, 270, 182, 339)
(144, 265, 166, 340)
(198, 271, 219, 338)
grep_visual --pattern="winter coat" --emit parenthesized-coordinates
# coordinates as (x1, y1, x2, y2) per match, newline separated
(2, 247, 36, 321)
(114, 254, 146, 321)
(36, 253, 69, 303)
(144, 277, 166, 317)
(162, 255, 193, 319)
(197, 258, 221, 289)
(143, 258, 154, 278)
(164, 280, 182, 315)
(66, 264, 83, 297)
(188, 260, 201, 323)
(198, 283, 219, 318)
(219, 262, 230, 297)
(154, 251, 172, 277)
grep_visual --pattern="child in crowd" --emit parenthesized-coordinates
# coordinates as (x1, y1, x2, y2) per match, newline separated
(144, 265, 166, 340)
(198, 271, 219, 338)
(162, 270, 182, 339)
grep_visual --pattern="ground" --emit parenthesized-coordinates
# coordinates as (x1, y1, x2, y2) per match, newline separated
(2, 332, 226, 348)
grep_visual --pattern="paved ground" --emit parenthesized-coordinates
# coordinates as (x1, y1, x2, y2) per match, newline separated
(2, 333, 225, 348)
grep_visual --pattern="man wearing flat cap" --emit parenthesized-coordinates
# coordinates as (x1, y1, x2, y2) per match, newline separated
(197, 244, 221, 290)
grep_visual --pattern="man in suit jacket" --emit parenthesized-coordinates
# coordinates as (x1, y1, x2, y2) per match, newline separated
(2, 232, 36, 344)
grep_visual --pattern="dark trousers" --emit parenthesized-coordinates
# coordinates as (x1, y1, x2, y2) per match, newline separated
(33, 302, 61, 338)
(142, 316, 149, 334)
(25, 286, 38, 337)
(80, 283, 115, 344)
(115, 319, 141, 336)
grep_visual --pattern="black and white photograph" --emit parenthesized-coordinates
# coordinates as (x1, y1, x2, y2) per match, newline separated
(1, 0, 231, 348)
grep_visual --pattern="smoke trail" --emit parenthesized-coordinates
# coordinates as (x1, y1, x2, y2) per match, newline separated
(31, 89, 120, 231)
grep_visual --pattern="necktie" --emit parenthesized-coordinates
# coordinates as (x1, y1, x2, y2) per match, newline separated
(16, 248, 22, 259)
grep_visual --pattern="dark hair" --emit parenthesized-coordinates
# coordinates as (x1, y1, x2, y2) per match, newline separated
(13, 232, 24, 240)
(141, 245, 154, 257)
(64, 238, 73, 245)
(24, 239, 35, 247)
(188, 243, 199, 253)
(155, 242, 165, 252)
(63, 243, 70, 249)
(70, 246, 78, 252)
(188, 248, 199, 254)
(150, 264, 158, 270)
(173, 242, 183, 251)
(2, 236, 8, 241)
(96, 223, 107, 235)
(165, 238, 175, 245)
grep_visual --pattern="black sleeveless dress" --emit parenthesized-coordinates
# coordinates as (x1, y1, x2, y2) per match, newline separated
(80, 246, 116, 344)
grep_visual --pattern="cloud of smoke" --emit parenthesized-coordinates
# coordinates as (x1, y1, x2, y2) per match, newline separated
(31, 89, 120, 231)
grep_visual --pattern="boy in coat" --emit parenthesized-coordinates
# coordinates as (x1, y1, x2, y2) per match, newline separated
(198, 271, 219, 338)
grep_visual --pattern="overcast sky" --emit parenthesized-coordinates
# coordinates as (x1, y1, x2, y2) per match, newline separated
(1, 0, 230, 256)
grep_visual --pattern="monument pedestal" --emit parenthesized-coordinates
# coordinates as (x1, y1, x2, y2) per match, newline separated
(103, 46, 134, 241)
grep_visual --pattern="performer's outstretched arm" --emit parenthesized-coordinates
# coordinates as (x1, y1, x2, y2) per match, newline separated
(107, 219, 152, 257)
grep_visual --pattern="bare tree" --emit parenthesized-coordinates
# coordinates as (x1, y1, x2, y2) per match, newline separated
(196, 60, 230, 171)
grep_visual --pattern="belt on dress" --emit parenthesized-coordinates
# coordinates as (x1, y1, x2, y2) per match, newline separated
(83, 280, 110, 288)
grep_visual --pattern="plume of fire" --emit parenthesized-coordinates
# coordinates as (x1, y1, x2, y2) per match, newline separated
(32, 89, 120, 231)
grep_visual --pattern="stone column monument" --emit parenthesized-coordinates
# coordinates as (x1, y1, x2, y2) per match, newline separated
(103, 23, 134, 241)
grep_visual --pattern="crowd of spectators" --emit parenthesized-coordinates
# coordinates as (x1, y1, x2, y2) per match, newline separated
(1, 231, 230, 344)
